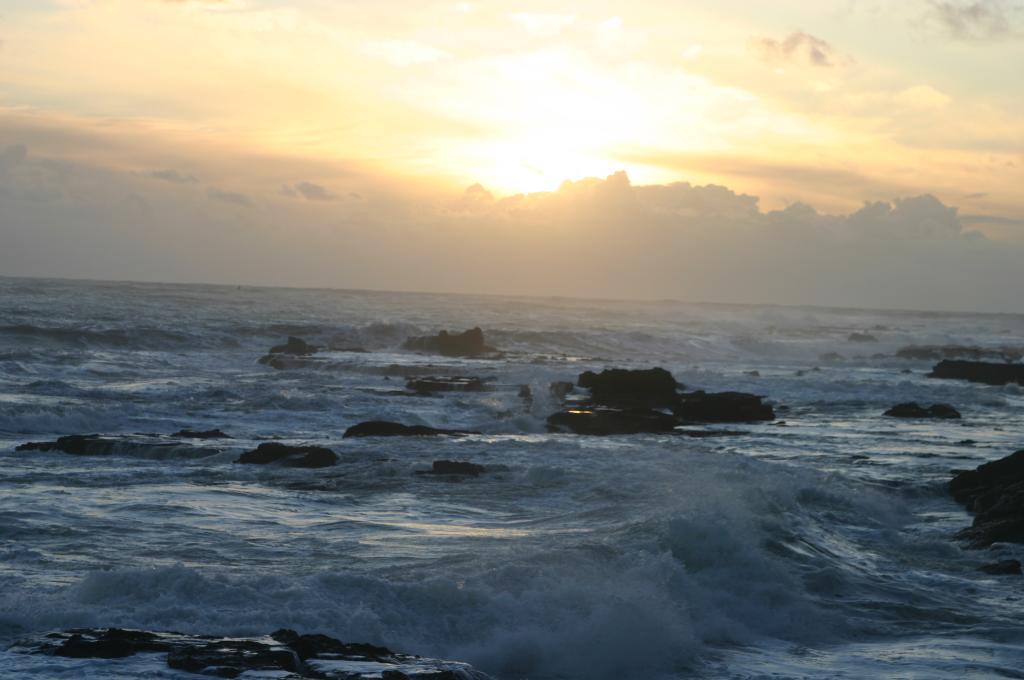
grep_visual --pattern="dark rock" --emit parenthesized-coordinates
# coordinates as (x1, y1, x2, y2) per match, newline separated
(13, 628, 491, 679)
(848, 332, 878, 343)
(929, 360, 1024, 386)
(343, 421, 479, 438)
(419, 460, 486, 476)
(745, 370, 761, 377)
(897, 345, 1023, 362)
(546, 408, 678, 435)
(15, 434, 205, 457)
(172, 428, 231, 439)
(674, 391, 775, 423)
(577, 367, 680, 409)
(269, 336, 318, 356)
(236, 443, 338, 468)
(402, 327, 497, 357)
(950, 450, 1024, 548)
(406, 376, 490, 393)
(819, 352, 844, 362)
(883, 402, 961, 419)
(978, 559, 1022, 575)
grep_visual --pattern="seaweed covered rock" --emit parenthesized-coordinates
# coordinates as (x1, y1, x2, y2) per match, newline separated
(402, 327, 497, 357)
(343, 421, 479, 438)
(11, 628, 492, 679)
(883, 402, 961, 419)
(236, 442, 338, 468)
(929, 360, 1024, 386)
(949, 450, 1024, 548)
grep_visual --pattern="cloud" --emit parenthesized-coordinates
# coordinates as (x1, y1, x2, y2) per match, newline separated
(281, 181, 339, 201)
(149, 168, 197, 184)
(508, 13, 577, 37)
(754, 31, 838, 67)
(927, 1, 1021, 41)
(207, 187, 252, 207)
(362, 40, 450, 67)
(0, 144, 28, 174)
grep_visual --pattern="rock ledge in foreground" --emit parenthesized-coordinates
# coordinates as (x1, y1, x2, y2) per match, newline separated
(11, 627, 492, 679)
(949, 449, 1024, 548)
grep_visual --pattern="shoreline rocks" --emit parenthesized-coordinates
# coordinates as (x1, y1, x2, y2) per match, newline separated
(929, 360, 1024, 386)
(343, 421, 480, 438)
(949, 449, 1024, 548)
(883, 403, 961, 419)
(12, 628, 492, 679)
(172, 428, 231, 439)
(898, 345, 1023, 363)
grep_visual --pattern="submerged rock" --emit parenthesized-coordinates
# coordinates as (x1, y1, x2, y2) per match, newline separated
(546, 407, 678, 435)
(12, 628, 492, 679)
(674, 391, 775, 423)
(949, 450, 1024, 548)
(929, 360, 1024, 386)
(848, 332, 878, 343)
(343, 421, 479, 438)
(979, 559, 1022, 576)
(883, 402, 961, 419)
(419, 460, 486, 476)
(236, 442, 338, 468)
(402, 327, 498, 357)
(406, 376, 490, 394)
(172, 428, 232, 439)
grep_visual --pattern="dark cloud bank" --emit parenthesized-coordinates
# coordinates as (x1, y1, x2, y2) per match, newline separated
(0, 145, 1021, 313)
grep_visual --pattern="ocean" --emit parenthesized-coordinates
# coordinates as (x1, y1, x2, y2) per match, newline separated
(1, 276, 1023, 679)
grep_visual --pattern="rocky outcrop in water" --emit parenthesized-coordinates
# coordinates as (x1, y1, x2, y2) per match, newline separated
(883, 402, 961, 419)
(270, 336, 319, 356)
(547, 407, 679, 435)
(236, 442, 338, 468)
(577, 367, 680, 409)
(402, 327, 498, 357)
(898, 345, 1023, 362)
(259, 336, 320, 367)
(949, 450, 1024, 548)
(11, 627, 492, 679)
(546, 368, 774, 435)
(929, 360, 1024, 386)
(674, 390, 775, 423)
(343, 421, 479, 438)
(15, 434, 211, 457)
(419, 460, 486, 476)
(848, 332, 878, 343)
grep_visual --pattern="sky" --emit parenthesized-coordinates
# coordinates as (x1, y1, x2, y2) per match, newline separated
(1, 0, 1023, 311)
